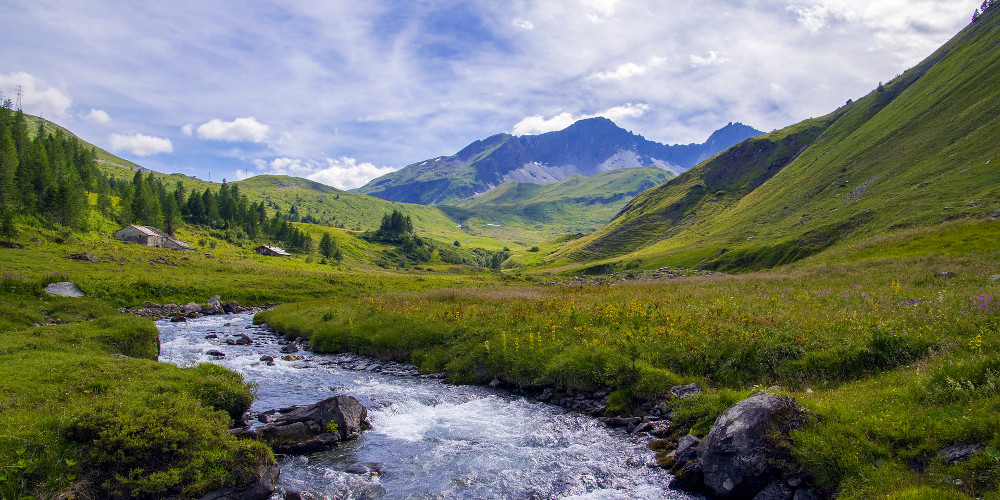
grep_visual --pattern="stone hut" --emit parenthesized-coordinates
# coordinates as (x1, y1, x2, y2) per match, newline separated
(114, 225, 195, 251)
(255, 245, 291, 257)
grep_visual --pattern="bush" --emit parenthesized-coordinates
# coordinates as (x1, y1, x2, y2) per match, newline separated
(65, 393, 272, 499)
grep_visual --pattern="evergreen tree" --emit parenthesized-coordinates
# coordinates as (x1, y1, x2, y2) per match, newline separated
(0, 128, 17, 211)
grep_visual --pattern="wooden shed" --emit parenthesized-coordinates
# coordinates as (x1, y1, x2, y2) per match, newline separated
(114, 225, 195, 251)
(255, 245, 291, 257)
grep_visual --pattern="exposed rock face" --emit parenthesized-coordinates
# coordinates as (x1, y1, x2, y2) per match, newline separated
(44, 282, 85, 298)
(697, 392, 804, 499)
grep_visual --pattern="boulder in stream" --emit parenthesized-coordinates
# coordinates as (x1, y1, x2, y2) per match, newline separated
(240, 395, 371, 454)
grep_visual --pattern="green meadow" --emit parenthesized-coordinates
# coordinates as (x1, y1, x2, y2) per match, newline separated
(259, 221, 1000, 499)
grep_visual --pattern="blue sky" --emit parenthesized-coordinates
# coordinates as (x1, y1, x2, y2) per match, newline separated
(1, 0, 979, 189)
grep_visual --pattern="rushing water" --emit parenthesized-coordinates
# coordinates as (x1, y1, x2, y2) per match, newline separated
(157, 312, 697, 500)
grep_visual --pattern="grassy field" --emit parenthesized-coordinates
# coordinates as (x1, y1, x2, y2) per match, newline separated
(258, 220, 1000, 498)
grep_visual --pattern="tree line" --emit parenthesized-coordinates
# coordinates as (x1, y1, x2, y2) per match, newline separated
(0, 104, 327, 255)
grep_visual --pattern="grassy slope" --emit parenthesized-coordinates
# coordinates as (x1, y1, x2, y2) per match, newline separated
(443, 167, 672, 245)
(548, 9, 1000, 272)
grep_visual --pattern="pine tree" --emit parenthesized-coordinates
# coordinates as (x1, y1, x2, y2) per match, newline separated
(319, 232, 335, 258)
(0, 128, 18, 211)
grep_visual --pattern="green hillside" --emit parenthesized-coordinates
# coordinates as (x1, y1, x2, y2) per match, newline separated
(549, 7, 1000, 271)
(442, 167, 672, 245)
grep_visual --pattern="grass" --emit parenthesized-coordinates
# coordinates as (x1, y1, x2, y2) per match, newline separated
(258, 244, 1000, 498)
(0, 282, 270, 499)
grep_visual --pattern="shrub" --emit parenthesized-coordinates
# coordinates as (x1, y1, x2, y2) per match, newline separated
(64, 393, 272, 499)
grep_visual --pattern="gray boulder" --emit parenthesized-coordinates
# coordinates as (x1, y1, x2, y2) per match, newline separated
(698, 392, 804, 499)
(280, 395, 371, 441)
(203, 295, 225, 315)
(280, 343, 299, 354)
(223, 300, 243, 313)
(44, 282, 84, 298)
(182, 302, 202, 314)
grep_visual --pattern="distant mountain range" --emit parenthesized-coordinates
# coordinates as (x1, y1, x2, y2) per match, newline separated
(354, 118, 763, 205)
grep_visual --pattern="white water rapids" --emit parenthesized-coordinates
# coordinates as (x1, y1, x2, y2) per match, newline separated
(157, 312, 698, 500)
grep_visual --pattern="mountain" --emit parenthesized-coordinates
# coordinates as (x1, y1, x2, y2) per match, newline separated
(440, 167, 673, 244)
(354, 119, 763, 205)
(548, 6, 1000, 271)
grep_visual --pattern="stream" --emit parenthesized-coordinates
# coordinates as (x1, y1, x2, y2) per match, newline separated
(157, 312, 697, 499)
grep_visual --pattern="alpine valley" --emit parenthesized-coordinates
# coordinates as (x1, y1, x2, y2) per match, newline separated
(2, 3, 1000, 500)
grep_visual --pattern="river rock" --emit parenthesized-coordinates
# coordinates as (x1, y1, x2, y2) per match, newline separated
(204, 295, 225, 315)
(228, 334, 253, 346)
(280, 343, 299, 354)
(44, 282, 85, 298)
(697, 392, 804, 499)
(244, 396, 371, 454)
(260, 355, 275, 366)
(345, 463, 370, 475)
(200, 463, 279, 500)
(207, 350, 226, 358)
(224, 300, 243, 313)
(671, 434, 701, 472)
(280, 395, 371, 441)
(182, 302, 201, 313)
(170, 315, 187, 323)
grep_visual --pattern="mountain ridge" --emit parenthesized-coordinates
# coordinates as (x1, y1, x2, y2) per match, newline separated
(354, 118, 762, 205)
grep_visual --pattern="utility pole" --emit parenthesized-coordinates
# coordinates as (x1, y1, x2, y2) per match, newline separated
(15, 85, 23, 111)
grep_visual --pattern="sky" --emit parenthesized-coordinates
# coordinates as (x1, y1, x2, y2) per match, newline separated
(0, 0, 980, 190)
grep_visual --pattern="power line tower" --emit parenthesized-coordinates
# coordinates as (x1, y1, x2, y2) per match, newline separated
(15, 84, 23, 111)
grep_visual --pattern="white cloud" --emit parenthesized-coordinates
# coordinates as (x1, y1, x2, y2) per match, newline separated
(787, 4, 852, 32)
(590, 56, 666, 81)
(0, 72, 72, 118)
(512, 103, 650, 136)
(181, 123, 194, 136)
(252, 156, 396, 190)
(109, 132, 173, 156)
(82, 108, 111, 124)
(512, 18, 534, 30)
(690, 51, 729, 67)
(307, 157, 397, 190)
(583, 0, 621, 22)
(599, 103, 650, 121)
(512, 112, 577, 136)
(195, 117, 270, 143)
